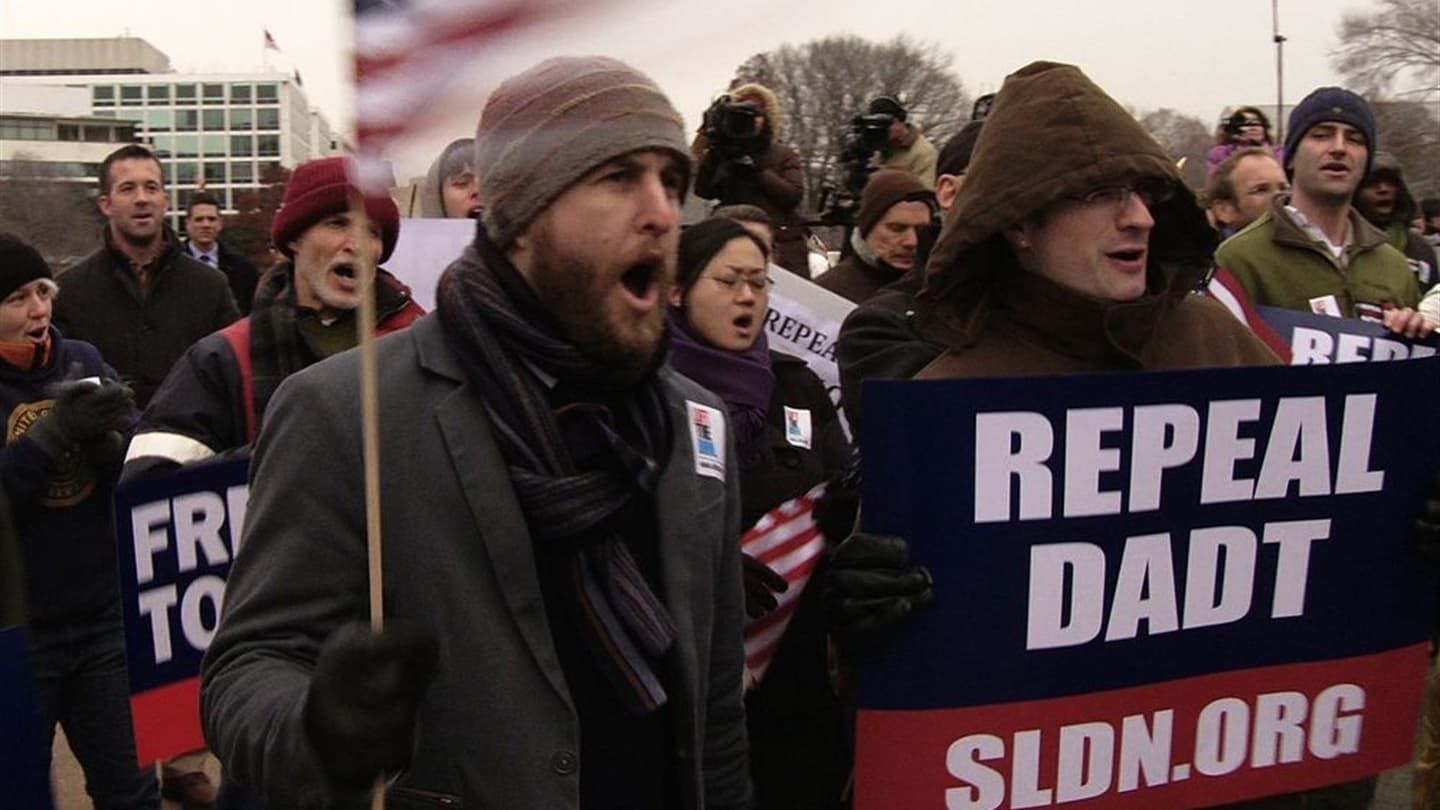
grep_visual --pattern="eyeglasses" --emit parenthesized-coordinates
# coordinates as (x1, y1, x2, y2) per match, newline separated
(1068, 180, 1177, 209)
(702, 272, 773, 294)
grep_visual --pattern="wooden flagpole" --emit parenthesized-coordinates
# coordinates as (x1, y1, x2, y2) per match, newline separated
(346, 186, 387, 810)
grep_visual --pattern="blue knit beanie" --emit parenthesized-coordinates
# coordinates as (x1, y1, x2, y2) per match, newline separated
(1282, 87, 1376, 178)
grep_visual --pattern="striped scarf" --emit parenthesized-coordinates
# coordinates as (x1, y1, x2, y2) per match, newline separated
(435, 232, 677, 715)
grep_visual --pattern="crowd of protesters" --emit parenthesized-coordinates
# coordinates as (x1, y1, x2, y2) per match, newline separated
(3, 50, 1440, 810)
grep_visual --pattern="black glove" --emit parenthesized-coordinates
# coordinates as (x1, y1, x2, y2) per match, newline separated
(824, 532, 933, 657)
(742, 553, 789, 619)
(80, 430, 126, 473)
(303, 622, 439, 792)
(27, 378, 134, 458)
(1411, 472, 1440, 566)
(814, 449, 862, 544)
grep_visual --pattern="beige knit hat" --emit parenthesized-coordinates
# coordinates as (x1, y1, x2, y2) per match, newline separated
(476, 55, 691, 247)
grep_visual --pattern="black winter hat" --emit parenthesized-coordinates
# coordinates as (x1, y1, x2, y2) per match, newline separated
(1282, 87, 1377, 178)
(868, 96, 907, 121)
(0, 233, 54, 301)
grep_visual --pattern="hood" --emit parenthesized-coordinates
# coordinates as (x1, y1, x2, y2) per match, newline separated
(730, 82, 785, 140)
(915, 61, 1216, 347)
(1356, 150, 1418, 228)
(418, 138, 475, 219)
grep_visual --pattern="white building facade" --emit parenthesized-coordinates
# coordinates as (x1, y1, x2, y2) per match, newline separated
(3, 37, 338, 230)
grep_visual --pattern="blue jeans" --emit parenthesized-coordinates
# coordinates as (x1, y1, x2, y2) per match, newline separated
(28, 610, 159, 810)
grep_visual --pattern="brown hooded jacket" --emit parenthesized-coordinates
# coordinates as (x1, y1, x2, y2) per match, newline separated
(913, 61, 1277, 378)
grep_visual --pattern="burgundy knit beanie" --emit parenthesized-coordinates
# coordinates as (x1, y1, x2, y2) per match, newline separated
(271, 156, 401, 262)
(857, 169, 936, 237)
(475, 55, 690, 247)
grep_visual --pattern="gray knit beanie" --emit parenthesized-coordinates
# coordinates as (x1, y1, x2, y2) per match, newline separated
(476, 56, 691, 247)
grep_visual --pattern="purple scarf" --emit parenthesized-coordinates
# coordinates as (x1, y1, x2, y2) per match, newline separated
(667, 309, 775, 457)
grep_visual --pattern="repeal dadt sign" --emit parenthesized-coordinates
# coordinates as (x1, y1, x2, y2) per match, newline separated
(856, 358, 1440, 809)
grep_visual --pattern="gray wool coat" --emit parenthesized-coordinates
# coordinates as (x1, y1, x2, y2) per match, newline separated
(200, 314, 752, 809)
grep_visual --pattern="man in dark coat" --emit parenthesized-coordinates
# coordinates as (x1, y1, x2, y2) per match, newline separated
(814, 169, 935, 305)
(184, 191, 261, 315)
(202, 56, 750, 810)
(55, 145, 240, 409)
(834, 122, 981, 430)
(1355, 151, 1439, 292)
(694, 82, 811, 277)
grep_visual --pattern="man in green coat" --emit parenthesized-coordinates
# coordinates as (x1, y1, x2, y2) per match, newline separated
(1212, 87, 1429, 339)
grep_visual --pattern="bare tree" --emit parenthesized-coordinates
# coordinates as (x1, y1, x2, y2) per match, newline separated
(0, 153, 103, 267)
(1135, 109, 1214, 190)
(731, 35, 970, 214)
(1373, 99, 1440, 198)
(1331, 0, 1440, 96)
(227, 163, 292, 269)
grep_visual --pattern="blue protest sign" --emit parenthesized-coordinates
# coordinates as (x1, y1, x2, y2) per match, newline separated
(856, 359, 1440, 809)
(0, 626, 53, 809)
(1259, 305, 1440, 364)
(113, 457, 248, 763)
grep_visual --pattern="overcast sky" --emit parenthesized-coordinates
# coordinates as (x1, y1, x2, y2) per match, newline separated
(1, 0, 1384, 179)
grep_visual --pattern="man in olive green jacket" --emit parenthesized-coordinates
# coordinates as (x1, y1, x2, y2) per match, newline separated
(1211, 87, 1426, 337)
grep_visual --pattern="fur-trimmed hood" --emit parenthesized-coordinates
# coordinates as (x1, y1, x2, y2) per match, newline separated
(914, 61, 1217, 349)
(730, 82, 785, 141)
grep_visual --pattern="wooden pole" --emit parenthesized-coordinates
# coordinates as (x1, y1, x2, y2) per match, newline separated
(346, 187, 386, 810)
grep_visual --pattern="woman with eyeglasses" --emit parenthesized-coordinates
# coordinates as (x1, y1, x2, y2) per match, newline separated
(667, 216, 852, 810)
(1206, 105, 1283, 178)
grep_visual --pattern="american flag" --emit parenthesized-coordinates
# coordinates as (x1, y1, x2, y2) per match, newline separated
(1205, 267, 1294, 363)
(351, 0, 615, 190)
(742, 483, 829, 686)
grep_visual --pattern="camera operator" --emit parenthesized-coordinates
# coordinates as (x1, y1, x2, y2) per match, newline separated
(694, 84, 811, 277)
(867, 96, 938, 188)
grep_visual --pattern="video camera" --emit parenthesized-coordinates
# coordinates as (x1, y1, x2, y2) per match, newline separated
(817, 113, 894, 226)
(702, 95, 762, 159)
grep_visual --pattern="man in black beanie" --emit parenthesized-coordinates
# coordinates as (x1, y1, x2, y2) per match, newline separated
(201, 56, 750, 810)
(1212, 86, 1426, 338)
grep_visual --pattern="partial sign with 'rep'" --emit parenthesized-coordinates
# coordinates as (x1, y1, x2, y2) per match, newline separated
(115, 457, 249, 764)
(856, 359, 1440, 809)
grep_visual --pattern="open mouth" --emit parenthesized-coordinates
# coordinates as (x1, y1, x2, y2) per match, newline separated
(333, 263, 356, 280)
(1108, 249, 1145, 262)
(1321, 162, 1349, 174)
(25, 326, 47, 342)
(621, 260, 659, 300)
(733, 313, 755, 331)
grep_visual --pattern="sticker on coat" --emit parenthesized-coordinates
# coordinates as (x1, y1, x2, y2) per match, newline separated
(1309, 294, 1342, 317)
(784, 406, 812, 449)
(686, 401, 726, 480)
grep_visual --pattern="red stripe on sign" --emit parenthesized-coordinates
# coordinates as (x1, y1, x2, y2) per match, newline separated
(855, 643, 1428, 810)
(130, 677, 204, 765)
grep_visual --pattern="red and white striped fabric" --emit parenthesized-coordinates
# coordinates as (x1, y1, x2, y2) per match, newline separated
(351, 0, 614, 190)
(742, 483, 828, 686)
(1205, 266, 1294, 363)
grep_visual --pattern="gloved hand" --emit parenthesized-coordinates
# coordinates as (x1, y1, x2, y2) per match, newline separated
(1411, 471, 1440, 566)
(80, 430, 126, 473)
(303, 622, 439, 792)
(824, 532, 933, 657)
(814, 449, 861, 544)
(742, 553, 789, 619)
(26, 378, 134, 458)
